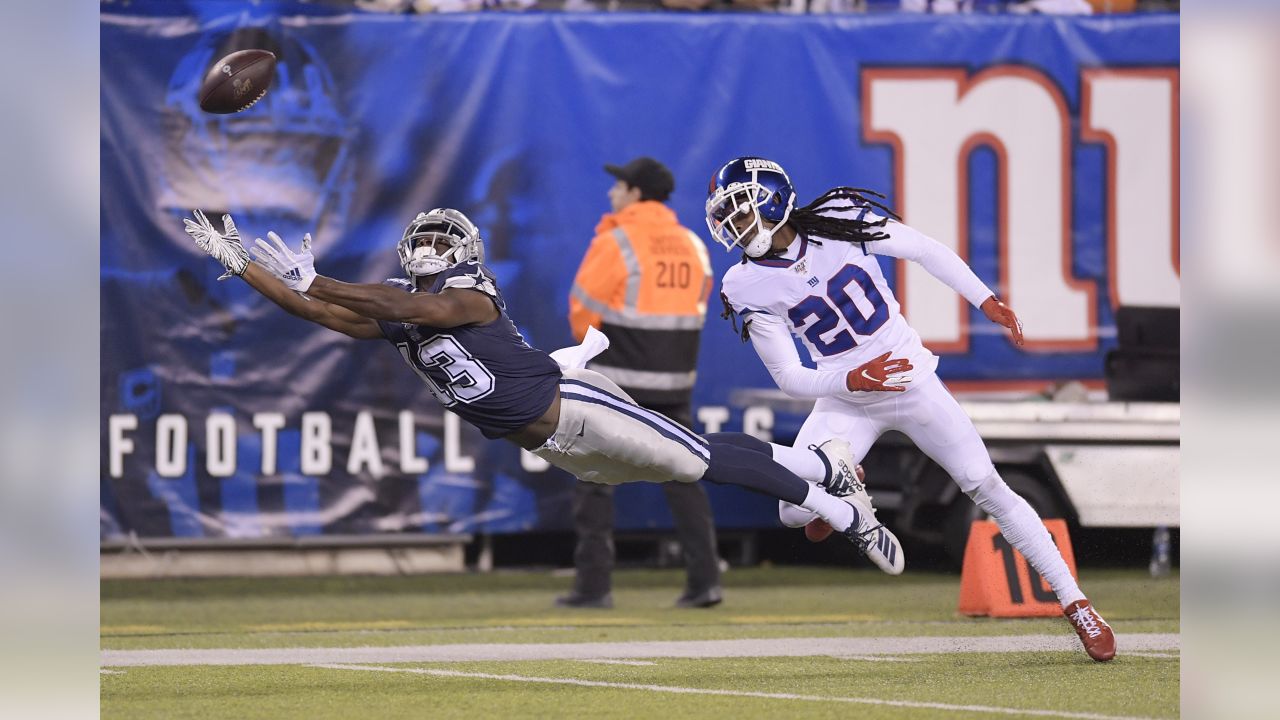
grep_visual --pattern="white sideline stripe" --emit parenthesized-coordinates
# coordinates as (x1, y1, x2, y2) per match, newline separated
(310, 663, 1163, 720)
(579, 659, 657, 666)
(831, 654, 922, 663)
(100, 633, 1179, 667)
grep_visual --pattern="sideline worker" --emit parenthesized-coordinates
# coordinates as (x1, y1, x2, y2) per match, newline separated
(558, 157, 722, 609)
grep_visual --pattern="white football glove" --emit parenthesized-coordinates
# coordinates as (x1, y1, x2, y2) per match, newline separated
(183, 210, 249, 280)
(251, 231, 317, 292)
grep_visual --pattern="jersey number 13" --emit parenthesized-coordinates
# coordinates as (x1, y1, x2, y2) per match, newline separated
(396, 334, 496, 407)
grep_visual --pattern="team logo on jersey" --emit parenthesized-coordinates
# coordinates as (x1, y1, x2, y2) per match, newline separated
(807, 276, 819, 288)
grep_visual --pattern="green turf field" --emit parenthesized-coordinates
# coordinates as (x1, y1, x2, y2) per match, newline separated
(101, 567, 1179, 719)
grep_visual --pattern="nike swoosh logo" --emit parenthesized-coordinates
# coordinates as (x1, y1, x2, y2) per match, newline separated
(861, 370, 878, 382)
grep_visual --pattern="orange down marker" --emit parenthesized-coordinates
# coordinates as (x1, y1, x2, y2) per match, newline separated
(957, 519, 1078, 618)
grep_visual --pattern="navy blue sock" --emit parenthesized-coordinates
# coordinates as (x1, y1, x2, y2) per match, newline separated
(700, 440, 809, 506)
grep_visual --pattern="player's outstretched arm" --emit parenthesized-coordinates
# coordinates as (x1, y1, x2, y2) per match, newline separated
(871, 220, 993, 310)
(181, 213, 380, 339)
(250, 230, 498, 328)
(240, 264, 382, 339)
(308, 278, 498, 328)
(870, 219, 1024, 347)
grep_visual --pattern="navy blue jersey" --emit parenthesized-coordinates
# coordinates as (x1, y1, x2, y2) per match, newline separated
(377, 262, 561, 439)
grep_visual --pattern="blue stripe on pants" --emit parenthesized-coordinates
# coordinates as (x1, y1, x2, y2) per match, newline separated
(559, 390, 709, 463)
(560, 379, 709, 458)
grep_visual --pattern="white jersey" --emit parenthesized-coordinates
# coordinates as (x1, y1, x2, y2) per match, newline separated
(727, 207, 1084, 612)
(721, 207, 993, 402)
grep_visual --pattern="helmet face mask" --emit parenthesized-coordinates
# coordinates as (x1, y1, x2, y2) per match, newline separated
(397, 208, 485, 278)
(707, 184, 778, 258)
(705, 157, 796, 259)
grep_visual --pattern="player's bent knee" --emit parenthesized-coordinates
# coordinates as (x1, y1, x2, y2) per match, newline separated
(952, 460, 998, 494)
(964, 471, 1017, 514)
(672, 456, 711, 484)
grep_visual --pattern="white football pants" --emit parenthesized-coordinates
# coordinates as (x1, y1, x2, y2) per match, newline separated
(533, 369, 709, 486)
(779, 372, 1084, 607)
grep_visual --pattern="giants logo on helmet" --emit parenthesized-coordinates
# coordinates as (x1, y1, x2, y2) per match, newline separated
(743, 158, 784, 173)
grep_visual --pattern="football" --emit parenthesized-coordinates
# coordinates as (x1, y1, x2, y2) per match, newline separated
(804, 518, 834, 543)
(197, 49, 276, 114)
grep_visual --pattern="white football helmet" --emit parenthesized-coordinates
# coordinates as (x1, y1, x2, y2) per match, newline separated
(397, 208, 485, 277)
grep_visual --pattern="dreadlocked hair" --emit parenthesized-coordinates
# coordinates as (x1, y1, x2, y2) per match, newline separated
(788, 187, 899, 245)
(720, 292, 751, 342)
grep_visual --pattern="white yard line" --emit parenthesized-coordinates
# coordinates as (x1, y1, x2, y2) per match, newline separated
(310, 663, 1165, 720)
(578, 659, 658, 666)
(101, 633, 1179, 667)
(831, 654, 923, 662)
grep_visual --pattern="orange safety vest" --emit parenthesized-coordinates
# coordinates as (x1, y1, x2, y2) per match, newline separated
(569, 201, 712, 406)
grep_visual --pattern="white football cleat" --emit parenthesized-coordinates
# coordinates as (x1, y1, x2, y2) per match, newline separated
(812, 439, 875, 510)
(840, 495, 905, 575)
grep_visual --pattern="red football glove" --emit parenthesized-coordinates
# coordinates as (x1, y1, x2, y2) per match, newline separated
(980, 296, 1025, 346)
(846, 352, 913, 393)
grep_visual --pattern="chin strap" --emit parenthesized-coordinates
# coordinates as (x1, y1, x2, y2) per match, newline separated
(406, 246, 456, 276)
(741, 231, 774, 259)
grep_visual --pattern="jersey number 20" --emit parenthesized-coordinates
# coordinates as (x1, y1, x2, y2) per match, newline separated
(396, 335, 496, 406)
(787, 264, 889, 356)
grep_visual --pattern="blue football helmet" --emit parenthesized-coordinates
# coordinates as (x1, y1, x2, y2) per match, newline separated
(397, 208, 486, 278)
(705, 157, 797, 258)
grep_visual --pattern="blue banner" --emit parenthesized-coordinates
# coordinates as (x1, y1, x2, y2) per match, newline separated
(101, 5, 1179, 538)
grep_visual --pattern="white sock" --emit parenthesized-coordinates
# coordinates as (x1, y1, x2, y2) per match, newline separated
(770, 443, 827, 484)
(967, 473, 1085, 608)
(779, 498, 819, 528)
(799, 485, 854, 532)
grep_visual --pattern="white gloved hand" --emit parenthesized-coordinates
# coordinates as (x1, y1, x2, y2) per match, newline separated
(183, 210, 249, 280)
(251, 231, 317, 292)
